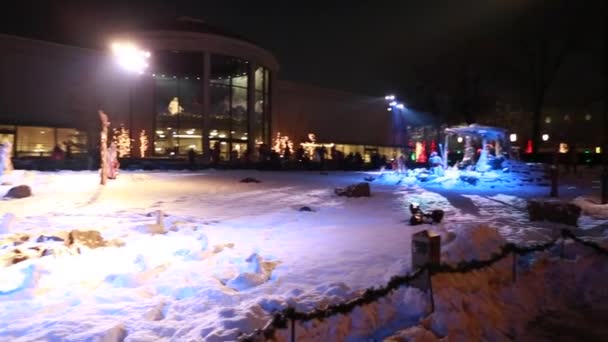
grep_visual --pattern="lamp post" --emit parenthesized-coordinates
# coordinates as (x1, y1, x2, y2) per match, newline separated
(111, 42, 150, 157)
(385, 94, 409, 159)
(602, 12, 608, 204)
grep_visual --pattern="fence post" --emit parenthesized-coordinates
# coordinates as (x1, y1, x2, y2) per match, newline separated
(512, 252, 517, 283)
(290, 319, 295, 342)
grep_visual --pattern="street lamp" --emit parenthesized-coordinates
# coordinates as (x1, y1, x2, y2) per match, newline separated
(111, 41, 151, 157)
(111, 42, 150, 74)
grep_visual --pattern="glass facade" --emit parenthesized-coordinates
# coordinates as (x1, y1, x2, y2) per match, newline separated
(151, 51, 271, 160)
(153, 51, 204, 156)
(0, 125, 86, 157)
(210, 55, 249, 160)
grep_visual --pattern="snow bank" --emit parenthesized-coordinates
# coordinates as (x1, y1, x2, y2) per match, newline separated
(572, 196, 608, 219)
(436, 224, 506, 264)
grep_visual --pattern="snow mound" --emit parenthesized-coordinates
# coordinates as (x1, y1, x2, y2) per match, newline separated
(572, 196, 608, 219)
(225, 253, 279, 291)
(439, 224, 506, 264)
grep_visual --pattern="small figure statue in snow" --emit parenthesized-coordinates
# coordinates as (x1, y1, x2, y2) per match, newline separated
(429, 152, 444, 177)
(168, 97, 184, 115)
(107, 142, 120, 179)
(409, 203, 444, 225)
(0, 141, 14, 176)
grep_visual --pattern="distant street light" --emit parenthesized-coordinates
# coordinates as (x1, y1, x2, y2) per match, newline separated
(385, 95, 396, 101)
(510, 133, 517, 142)
(542, 134, 549, 141)
(389, 101, 397, 106)
(396, 103, 405, 109)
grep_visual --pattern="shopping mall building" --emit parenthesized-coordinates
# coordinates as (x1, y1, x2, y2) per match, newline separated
(0, 18, 407, 163)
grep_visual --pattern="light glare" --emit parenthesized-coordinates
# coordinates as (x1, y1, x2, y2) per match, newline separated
(111, 41, 151, 74)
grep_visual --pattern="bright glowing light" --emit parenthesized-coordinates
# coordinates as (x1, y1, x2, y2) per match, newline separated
(241, 136, 248, 140)
(218, 134, 227, 138)
(559, 143, 569, 153)
(389, 101, 397, 106)
(545, 117, 551, 124)
(509, 133, 517, 142)
(396, 103, 405, 109)
(585, 114, 592, 121)
(385, 95, 396, 101)
(111, 42, 151, 74)
(542, 134, 549, 141)
(186, 129, 195, 135)
(596, 146, 601, 154)
(457, 137, 463, 143)
(387, 107, 392, 111)
(156, 130, 164, 134)
(174, 134, 202, 138)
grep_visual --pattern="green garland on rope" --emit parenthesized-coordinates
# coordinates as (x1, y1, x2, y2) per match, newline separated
(238, 233, 608, 342)
(561, 229, 608, 256)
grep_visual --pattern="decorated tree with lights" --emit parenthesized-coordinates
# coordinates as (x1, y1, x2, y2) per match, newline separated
(139, 130, 149, 158)
(272, 132, 294, 158)
(112, 126, 131, 158)
(98, 110, 110, 185)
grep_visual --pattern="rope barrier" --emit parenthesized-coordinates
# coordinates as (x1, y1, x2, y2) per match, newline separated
(237, 230, 608, 341)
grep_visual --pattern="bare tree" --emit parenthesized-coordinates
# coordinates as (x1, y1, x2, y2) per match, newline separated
(507, 0, 578, 156)
(98, 110, 110, 185)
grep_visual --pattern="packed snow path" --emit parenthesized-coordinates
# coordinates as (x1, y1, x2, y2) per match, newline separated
(0, 170, 605, 341)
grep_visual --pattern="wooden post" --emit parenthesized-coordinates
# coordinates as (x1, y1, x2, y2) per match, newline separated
(428, 271, 435, 313)
(512, 252, 517, 283)
(98, 110, 110, 185)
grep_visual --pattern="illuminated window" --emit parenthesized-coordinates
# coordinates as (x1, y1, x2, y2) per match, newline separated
(153, 51, 203, 156)
(14, 126, 86, 156)
(17, 126, 55, 156)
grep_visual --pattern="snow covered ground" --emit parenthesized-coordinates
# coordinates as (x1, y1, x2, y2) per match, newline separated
(0, 167, 606, 341)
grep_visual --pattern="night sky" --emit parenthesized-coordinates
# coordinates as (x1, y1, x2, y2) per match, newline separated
(0, 0, 604, 105)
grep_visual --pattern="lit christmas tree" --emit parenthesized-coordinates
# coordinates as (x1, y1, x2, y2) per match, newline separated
(112, 126, 131, 158)
(272, 132, 294, 157)
(139, 130, 149, 158)
(525, 140, 533, 154)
